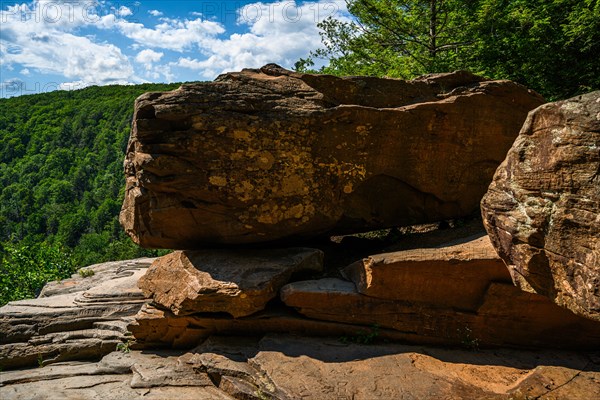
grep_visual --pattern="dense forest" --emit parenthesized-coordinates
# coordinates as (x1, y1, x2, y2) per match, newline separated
(0, 84, 179, 305)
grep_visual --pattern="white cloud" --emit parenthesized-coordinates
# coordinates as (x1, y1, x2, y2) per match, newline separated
(1, 1, 106, 32)
(0, 0, 138, 87)
(97, 15, 225, 52)
(176, 0, 350, 79)
(0, 77, 26, 97)
(135, 49, 163, 64)
(151, 64, 175, 82)
(1, 77, 24, 90)
(116, 6, 133, 17)
(134, 49, 173, 81)
(20, 68, 30, 75)
(0, 0, 351, 93)
(58, 79, 131, 91)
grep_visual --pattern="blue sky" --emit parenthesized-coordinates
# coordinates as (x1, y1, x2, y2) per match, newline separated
(0, 0, 350, 97)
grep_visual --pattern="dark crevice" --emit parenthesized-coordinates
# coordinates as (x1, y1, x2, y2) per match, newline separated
(181, 201, 197, 209)
(137, 105, 156, 120)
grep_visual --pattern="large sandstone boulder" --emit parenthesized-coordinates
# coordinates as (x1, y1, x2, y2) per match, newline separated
(120, 64, 543, 248)
(138, 248, 323, 318)
(481, 91, 600, 322)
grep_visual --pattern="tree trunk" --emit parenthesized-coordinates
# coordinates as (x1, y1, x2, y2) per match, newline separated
(429, 0, 437, 59)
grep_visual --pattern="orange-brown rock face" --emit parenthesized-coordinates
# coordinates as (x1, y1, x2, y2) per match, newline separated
(342, 235, 511, 310)
(138, 247, 323, 318)
(481, 91, 600, 322)
(120, 64, 544, 248)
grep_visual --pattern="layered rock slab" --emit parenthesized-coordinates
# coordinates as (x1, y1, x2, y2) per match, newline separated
(138, 248, 323, 318)
(0, 351, 234, 400)
(0, 258, 154, 370)
(281, 278, 600, 349)
(282, 235, 600, 349)
(120, 64, 544, 248)
(481, 91, 600, 322)
(342, 234, 511, 310)
(128, 303, 416, 349)
(248, 335, 600, 400)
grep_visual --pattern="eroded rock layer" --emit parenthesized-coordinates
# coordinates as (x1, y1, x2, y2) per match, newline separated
(120, 65, 544, 248)
(282, 235, 600, 349)
(138, 247, 323, 318)
(481, 91, 600, 322)
(342, 234, 510, 309)
(0, 258, 154, 370)
(129, 235, 600, 350)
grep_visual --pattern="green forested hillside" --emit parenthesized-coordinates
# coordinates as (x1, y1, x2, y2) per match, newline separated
(0, 83, 180, 304)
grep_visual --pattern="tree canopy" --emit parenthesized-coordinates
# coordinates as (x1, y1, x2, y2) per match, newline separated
(297, 0, 600, 99)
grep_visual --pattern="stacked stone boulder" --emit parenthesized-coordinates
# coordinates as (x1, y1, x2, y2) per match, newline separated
(113, 65, 597, 351)
(281, 235, 600, 348)
(138, 248, 323, 318)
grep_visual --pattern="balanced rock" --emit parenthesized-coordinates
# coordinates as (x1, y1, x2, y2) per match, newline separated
(138, 248, 323, 318)
(120, 64, 544, 248)
(481, 91, 600, 322)
(131, 234, 600, 350)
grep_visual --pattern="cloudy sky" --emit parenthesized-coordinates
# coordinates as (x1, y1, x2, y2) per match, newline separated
(0, 0, 349, 97)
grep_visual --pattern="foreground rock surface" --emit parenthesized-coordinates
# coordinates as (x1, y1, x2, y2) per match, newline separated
(0, 258, 153, 370)
(120, 65, 544, 248)
(138, 248, 323, 317)
(482, 91, 600, 322)
(2, 334, 599, 400)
